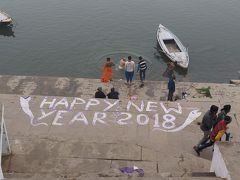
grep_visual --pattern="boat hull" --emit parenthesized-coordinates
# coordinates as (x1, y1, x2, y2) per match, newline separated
(157, 24, 189, 69)
(0, 11, 13, 26)
(0, 21, 12, 26)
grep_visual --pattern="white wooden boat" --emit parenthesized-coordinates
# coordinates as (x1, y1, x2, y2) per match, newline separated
(0, 10, 13, 26)
(157, 24, 189, 68)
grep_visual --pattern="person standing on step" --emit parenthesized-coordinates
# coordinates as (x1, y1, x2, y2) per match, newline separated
(167, 74, 176, 101)
(124, 56, 135, 86)
(118, 58, 126, 70)
(137, 56, 147, 87)
(163, 62, 176, 78)
(101, 57, 115, 83)
(194, 105, 218, 150)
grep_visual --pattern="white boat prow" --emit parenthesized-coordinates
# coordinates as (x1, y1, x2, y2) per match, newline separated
(0, 10, 13, 25)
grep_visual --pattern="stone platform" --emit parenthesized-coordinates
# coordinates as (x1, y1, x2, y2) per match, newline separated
(0, 75, 239, 179)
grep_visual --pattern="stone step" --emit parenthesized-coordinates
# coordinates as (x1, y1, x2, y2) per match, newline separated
(4, 172, 225, 180)
(179, 178, 223, 180)
(2, 132, 214, 179)
(191, 172, 216, 177)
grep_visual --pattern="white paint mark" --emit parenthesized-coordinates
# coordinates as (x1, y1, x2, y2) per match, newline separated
(69, 112, 88, 125)
(85, 99, 100, 110)
(137, 114, 149, 125)
(146, 101, 158, 112)
(20, 96, 202, 132)
(20, 96, 48, 126)
(117, 112, 132, 125)
(127, 100, 144, 112)
(153, 110, 201, 132)
(153, 113, 160, 128)
(103, 100, 119, 111)
(52, 110, 68, 126)
(55, 78, 70, 89)
(38, 109, 56, 120)
(21, 81, 37, 96)
(7, 76, 26, 91)
(40, 97, 56, 109)
(160, 102, 182, 114)
(54, 97, 69, 109)
(92, 112, 107, 125)
(162, 114, 176, 129)
(69, 98, 86, 110)
(20, 96, 34, 121)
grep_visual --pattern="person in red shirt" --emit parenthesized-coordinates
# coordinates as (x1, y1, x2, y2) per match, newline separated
(194, 116, 232, 156)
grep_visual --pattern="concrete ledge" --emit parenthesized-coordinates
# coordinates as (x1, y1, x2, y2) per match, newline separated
(229, 80, 240, 85)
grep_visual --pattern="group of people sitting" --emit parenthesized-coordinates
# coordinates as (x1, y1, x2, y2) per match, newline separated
(95, 87, 119, 99)
(101, 56, 147, 87)
(194, 104, 232, 156)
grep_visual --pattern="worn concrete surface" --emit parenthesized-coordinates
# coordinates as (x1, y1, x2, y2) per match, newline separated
(212, 142, 240, 180)
(0, 75, 240, 179)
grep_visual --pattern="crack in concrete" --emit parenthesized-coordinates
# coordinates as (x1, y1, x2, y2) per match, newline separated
(67, 157, 148, 162)
(177, 154, 188, 177)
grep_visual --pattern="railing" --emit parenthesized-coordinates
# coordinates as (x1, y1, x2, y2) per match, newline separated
(0, 105, 11, 179)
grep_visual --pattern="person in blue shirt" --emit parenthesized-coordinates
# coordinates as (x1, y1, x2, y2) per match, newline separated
(167, 75, 176, 101)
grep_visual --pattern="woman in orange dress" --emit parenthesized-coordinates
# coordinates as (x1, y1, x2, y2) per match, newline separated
(101, 57, 115, 82)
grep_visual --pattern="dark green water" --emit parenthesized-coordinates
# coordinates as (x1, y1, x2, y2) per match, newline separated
(1, 0, 240, 83)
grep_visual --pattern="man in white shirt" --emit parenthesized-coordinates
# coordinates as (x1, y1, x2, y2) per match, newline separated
(124, 56, 135, 86)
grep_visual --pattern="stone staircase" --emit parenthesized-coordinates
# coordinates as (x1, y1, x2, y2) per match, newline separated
(1, 135, 223, 179)
(2, 170, 222, 180)
(1, 75, 239, 179)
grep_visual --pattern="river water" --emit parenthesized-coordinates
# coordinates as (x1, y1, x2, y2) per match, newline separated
(1, 0, 240, 83)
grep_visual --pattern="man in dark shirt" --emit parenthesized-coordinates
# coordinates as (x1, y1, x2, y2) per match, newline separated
(95, 87, 106, 98)
(107, 88, 119, 99)
(194, 105, 218, 150)
(167, 75, 175, 101)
